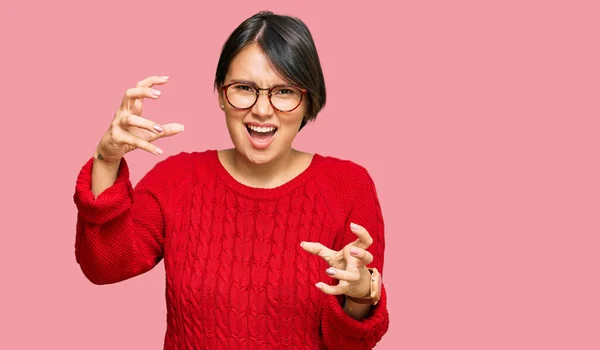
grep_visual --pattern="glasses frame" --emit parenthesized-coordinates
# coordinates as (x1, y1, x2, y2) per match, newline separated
(222, 82, 308, 112)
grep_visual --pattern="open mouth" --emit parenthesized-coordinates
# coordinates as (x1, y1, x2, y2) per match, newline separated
(245, 123, 278, 143)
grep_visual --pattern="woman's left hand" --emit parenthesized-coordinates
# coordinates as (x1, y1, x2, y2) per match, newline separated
(300, 222, 374, 299)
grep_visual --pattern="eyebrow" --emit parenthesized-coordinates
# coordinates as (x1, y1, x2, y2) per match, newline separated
(226, 79, 292, 88)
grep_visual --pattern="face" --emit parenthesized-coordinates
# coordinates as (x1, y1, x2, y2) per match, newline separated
(219, 43, 308, 165)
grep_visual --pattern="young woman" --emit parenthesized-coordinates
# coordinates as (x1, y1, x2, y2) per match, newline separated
(74, 11, 389, 349)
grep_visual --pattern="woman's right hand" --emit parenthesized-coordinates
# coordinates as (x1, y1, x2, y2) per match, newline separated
(95, 75, 185, 163)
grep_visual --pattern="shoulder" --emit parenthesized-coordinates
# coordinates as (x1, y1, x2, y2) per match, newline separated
(150, 149, 215, 172)
(145, 151, 194, 177)
(316, 154, 375, 187)
(136, 150, 216, 190)
(314, 154, 380, 209)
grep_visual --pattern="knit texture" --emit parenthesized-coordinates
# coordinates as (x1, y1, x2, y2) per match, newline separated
(74, 150, 389, 349)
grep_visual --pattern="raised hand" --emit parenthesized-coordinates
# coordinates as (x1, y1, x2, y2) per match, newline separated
(300, 223, 375, 299)
(96, 75, 184, 163)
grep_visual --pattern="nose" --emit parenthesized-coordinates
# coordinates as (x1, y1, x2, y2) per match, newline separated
(251, 89, 274, 119)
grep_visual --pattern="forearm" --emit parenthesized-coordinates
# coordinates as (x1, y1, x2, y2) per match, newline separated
(343, 297, 373, 320)
(77, 218, 160, 284)
(75, 156, 164, 284)
(91, 151, 121, 199)
(321, 288, 389, 349)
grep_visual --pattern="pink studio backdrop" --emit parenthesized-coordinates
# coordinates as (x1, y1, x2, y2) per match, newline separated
(1, 0, 599, 349)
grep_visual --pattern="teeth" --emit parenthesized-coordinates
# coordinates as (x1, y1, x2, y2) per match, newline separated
(248, 125, 276, 133)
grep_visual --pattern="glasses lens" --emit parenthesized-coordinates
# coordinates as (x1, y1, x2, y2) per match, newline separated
(226, 83, 257, 109)
(271, 86, 302, 111)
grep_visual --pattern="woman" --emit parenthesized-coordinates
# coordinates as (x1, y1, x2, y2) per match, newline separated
(74, 11, 389, 349)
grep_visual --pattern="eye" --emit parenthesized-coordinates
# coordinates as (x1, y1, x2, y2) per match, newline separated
(274, 87, 298, 95)
(232, 83, 256, 93)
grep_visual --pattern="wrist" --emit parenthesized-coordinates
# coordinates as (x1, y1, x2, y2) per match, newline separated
(91, 149, 122, 199)
(94, 147, 121, 168)
(345, 267, 382, 306)
(343, 296, 373, 320)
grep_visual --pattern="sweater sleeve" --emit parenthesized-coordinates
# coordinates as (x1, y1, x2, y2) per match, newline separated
(321, 167, 389, 349)
(73, 157, 165, 285)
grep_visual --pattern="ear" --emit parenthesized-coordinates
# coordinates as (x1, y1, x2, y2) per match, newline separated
(218, 92, 225, 110)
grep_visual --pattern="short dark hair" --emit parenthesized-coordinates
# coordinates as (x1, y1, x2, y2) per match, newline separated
(214, 11, 326, 130)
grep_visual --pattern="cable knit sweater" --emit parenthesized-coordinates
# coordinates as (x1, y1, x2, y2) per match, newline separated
(73, 150, 389, 349)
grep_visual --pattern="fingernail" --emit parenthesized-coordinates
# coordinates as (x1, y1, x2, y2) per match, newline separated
(326, 268, 336, 276)
(300, 242, 304, 247)
(350, 247, 360, 256)
(350, 223, 359, 230)
(160, 76, 169, 80)
(315, 283, 322, 289)
(180, 124, 184, 132)
(151, 89, 162, 96)
(155, 147, 163, 155)
(154, 124, 164, 133)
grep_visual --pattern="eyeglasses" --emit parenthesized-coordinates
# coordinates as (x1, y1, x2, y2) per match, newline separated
(222, 82, 308, 112)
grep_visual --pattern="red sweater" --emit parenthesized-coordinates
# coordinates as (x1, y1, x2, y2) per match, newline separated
(74, 150, 389, 349)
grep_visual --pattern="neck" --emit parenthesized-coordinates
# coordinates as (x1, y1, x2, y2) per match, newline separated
(229, 148, 298, 188)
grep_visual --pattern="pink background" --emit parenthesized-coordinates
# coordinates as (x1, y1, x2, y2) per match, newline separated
(1, 0, 599, 349)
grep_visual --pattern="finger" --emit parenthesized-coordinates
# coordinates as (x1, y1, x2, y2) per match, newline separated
(350, 222, 373, 249)
(325, 267, 361, 282)
(125, 86, 163, 100)
(120, 87, 163, 110)
(136, 75, 169, 88)
(349, 246, 374, 266)
(300, 241, 336, 258)
(119, 114, 165, 134)
(112, 128, 163, 155)
(315, 282, 349, 296)
(147, 123, 185, 142)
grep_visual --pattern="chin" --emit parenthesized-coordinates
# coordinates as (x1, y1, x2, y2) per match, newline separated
(236, 122, 288, 164)
(227, 118, 299, 165)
